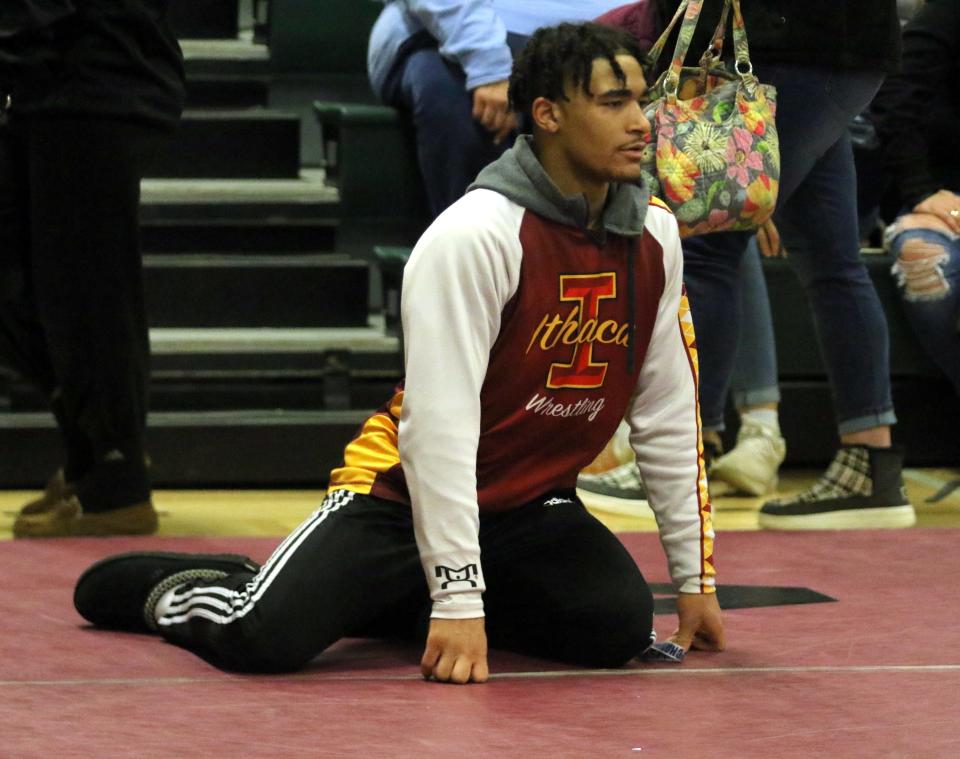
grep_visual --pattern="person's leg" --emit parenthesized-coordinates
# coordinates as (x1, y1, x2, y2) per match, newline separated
(386, 48, 511, 218)
(741, 65, 910, 527)
(888, 223, 960, 396)
(681, 230, 753, 438)
(730, 238, 781, 411)
(75, 491, 430, 673)
(14, 117, 153, 534)
(774, 133, 895, 439)
(709, 238, 786, 495)
(0, 118, 98, 507)
(480, 492, 654, 667)
(756, 64, 894, 441)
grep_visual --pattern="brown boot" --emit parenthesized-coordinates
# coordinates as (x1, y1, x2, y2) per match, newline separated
(13, 496, 158, 538)
(19, 470, 76, 515)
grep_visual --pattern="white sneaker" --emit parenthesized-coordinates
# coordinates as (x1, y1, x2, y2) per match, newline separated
(709, 419, 786, 496)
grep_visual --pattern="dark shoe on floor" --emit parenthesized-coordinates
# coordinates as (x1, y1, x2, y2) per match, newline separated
(758, 445, 915, 530)
(75, 552, 260, 632)
(13, 496, 159, 538)
(19, 469, 75, 515)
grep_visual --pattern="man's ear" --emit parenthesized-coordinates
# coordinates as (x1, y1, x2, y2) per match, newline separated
(531, 96, 561, 134)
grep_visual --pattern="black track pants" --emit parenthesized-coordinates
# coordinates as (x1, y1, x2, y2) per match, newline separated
(156, 490, 655, 672)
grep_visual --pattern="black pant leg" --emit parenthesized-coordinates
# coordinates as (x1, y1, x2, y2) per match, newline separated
(155, 491, 429, 673)
(0, 118, 98, 480)
(26, 116, 153, 505)
(480, 494, 654, 668)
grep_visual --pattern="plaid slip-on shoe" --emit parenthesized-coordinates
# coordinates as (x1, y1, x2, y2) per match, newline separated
(74, 551, 261, 633)
(576, 461, 654, 517)
(758, 444, 915, 530)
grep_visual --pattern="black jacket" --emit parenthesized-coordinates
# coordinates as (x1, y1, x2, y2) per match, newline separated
(871, 0, 960, 208)
(653, 0, 901, 73)
(0, 0, 184, 130)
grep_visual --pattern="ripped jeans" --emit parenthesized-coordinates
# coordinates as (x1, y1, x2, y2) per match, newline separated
(888, 224, 960, 396)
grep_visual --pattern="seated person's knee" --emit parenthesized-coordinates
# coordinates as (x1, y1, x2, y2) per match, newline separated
(891, 222, 953, 301)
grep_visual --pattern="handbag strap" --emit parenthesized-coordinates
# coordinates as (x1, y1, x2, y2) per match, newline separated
(728, 0, 754, 77)
(646, 0, 691, 69)
(648, 0, 756, 101)
(700, 0, 755, 76)
(701, 0, 731, 64)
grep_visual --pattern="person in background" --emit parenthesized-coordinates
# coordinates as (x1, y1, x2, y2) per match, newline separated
(872, 0, 960, 402)
(650, 0, 913, 530)
(0, 0, 185, 537)
(367, 0, 634, 219)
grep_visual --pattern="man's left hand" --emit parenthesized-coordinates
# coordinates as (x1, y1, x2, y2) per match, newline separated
(668, 592, 725, 652)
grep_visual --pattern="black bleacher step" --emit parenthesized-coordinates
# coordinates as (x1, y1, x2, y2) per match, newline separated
(169, 0, 239, 39)
(765, 252, 938, 378)
(186, 75, 270, 109)
(0, 410, 366, 487)
(143, 255, 369, 328)
(141, 110, 301, 179)
(5, 324, 403, 412)
(141, 218, 338, 253)
(139, 171, 339, 223)
(180, 38, 270, 78)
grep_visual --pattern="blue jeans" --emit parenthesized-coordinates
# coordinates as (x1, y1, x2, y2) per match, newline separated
(683, 65, 896, 436)
(888, 226, 960, 396)
(729, 237, 781, 414)
(381, 35, 527, 219)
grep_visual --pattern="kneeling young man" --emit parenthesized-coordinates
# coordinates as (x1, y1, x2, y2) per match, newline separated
(75, 22, 724, 683)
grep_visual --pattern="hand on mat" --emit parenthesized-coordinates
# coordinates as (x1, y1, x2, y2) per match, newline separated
(669, 592, 726, 653)
(472, 81, 518, 145)
(421, 617, 490, 684)
(757, 218, 786, 258)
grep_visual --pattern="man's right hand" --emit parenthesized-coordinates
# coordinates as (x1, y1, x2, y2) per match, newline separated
(472, 80, 517, 145)
(420, 617, 489, 684)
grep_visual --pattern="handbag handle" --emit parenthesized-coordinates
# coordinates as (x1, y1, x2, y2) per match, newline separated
(648, 0, 756, 101)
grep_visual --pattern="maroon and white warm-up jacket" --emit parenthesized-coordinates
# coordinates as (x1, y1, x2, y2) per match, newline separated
(328, 136, 715, 619)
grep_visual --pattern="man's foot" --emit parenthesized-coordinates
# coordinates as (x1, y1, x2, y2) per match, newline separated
(75, 552, 260, 632)
(13, 496, 159, 538)
(758, 445, 915, 530)
(709, 419, 786, 496)
(19, 469, 75, 515)
(577, 461, 654, 516)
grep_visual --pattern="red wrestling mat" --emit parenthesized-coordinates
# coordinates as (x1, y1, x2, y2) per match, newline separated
(3, 530, 958, 758)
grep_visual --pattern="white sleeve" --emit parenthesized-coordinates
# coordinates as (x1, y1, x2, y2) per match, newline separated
(626, 207, 716, 595)
(398, 191, 523, 618)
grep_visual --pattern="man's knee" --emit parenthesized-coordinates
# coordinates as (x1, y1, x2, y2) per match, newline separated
(572, 586, 655, 668)
(891, 230, 953, 302)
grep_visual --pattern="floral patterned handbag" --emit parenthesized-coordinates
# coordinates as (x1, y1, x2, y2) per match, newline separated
(639, 0, 780, 237)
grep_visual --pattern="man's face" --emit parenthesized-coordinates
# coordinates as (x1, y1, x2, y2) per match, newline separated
(552, 54, 651, 185)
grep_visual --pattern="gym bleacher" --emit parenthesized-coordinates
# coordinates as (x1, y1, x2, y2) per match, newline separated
(0, 0, 955, 491)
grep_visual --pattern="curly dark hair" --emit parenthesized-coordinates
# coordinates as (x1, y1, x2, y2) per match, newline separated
(509, 22, 649, 119)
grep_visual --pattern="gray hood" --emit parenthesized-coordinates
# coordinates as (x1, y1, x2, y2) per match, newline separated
(469, 134, 653, 375)
(468, 134, 650, 237)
